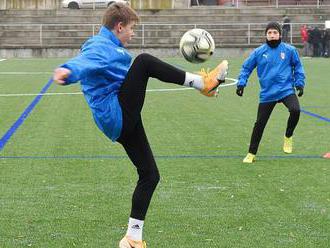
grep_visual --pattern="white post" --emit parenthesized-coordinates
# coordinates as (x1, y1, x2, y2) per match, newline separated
(40, 25, 43, 46)
(317, 0, 319, 8)
(142, 24, 145, 46)
(276, 0, 278, 8)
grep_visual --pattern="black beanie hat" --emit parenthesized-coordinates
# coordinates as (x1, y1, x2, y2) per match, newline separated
(265, 21, 282, 35)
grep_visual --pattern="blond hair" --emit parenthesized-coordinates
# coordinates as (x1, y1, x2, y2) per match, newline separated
(102, 3, 139, 30)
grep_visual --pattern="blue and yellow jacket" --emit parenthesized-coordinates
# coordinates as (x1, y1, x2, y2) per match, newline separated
(237, 42, 305, 103)
(60, 26, 132, 141)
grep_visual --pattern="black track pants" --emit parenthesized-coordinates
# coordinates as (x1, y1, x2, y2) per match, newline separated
(248, 94, 300, 155)
(117, 53, 185, 220)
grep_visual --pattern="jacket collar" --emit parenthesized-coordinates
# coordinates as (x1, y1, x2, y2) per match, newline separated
(99, 26, 123, 47)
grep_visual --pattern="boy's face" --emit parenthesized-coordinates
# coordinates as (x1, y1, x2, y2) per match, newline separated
(116, 21, 136, 46)
(266, 29, 280, 41)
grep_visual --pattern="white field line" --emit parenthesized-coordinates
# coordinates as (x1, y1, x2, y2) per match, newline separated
(0, 59, 7, 62)
(0, 78, 237, 97)
(0, 71, 51, 75)
(0, 92, 83, 97)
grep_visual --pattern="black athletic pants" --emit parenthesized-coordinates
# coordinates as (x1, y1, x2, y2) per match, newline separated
(117, 53, 185, 220)
(248, 94, 300, 155)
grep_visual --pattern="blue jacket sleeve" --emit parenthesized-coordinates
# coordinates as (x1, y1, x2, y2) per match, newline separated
(60, 44, 109, 84)
(291, 48, 305, 88)
(237, 50, 257, 88)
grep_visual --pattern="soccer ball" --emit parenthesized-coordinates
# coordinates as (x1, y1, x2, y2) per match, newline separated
(179, 28, 215, 63)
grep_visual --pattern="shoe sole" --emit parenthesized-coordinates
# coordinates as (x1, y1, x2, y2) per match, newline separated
(243, 160, 255, 163)
(217, 60, 228, 82)
(209, 60, 229, 94)
(119, 237, 146, 248)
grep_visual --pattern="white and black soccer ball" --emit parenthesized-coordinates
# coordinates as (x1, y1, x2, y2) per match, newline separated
(179, 28, 215, 63)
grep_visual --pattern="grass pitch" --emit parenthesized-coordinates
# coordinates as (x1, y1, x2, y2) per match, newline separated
(0, 57, 329, 247)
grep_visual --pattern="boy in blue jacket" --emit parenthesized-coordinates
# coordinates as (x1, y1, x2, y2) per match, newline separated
(236, 21, 305, 163)
(53, 3, 228, 248)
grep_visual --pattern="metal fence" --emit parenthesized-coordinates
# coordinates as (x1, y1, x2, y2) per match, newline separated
(194, 0, 330, 8)
(0, 0, 330, 9)
(0, 22, 326, 48)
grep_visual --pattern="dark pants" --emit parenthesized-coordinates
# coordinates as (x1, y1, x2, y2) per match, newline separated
(313, 43, 321, 57)
(248, 94, 300, 155)
(117, 53, 185, 220)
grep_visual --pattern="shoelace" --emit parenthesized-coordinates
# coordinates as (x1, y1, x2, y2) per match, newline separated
(199, 67, 210, 78)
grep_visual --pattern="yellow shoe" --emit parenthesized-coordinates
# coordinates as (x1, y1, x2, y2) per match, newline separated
(119, 236, 147, 248)
(283, 136, 293, 154)
(243, 153, 256, 163)
(200, 60, 228, 97)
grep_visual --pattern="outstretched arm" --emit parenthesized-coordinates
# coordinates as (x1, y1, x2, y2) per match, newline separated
(53, 43, 109, 85)
(53, 67, 71, 85)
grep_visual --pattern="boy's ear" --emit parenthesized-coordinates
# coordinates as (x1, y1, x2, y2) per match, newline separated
(114, 22, 124, 33)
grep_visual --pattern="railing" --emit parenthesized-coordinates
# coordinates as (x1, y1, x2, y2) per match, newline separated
(1, 0, 330, 10)
(0, 22, 326, 48)
(193, 0, 330, 8)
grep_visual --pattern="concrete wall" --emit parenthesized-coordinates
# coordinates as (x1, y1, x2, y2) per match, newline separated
(128, 0, 190, 9)
(0, 47, 254, 58)
(131, 0, 174, 9)
(0, 0, 60, 9)
(0, 0, 183, 9)
(131, 0, 168, 9)
(173, 0, 190, 8)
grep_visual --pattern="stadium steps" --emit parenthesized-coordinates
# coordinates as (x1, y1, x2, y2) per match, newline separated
(0, 7, 329, 48)
(0, 12, 327, 24)
(0, 7, 329, 23)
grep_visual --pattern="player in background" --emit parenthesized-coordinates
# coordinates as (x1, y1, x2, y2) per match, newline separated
(236, 21, 305, 163)
(53, 3, 228, 247)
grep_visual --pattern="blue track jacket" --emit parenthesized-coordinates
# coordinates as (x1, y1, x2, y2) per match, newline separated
(60, 26, 132, 141)
(237, 42, 305, 103)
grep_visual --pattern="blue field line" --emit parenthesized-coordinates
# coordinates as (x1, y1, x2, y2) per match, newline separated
(0, 79, 53, 151)
(301, 108, 330, 123)
(0, 154, 324, 160)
